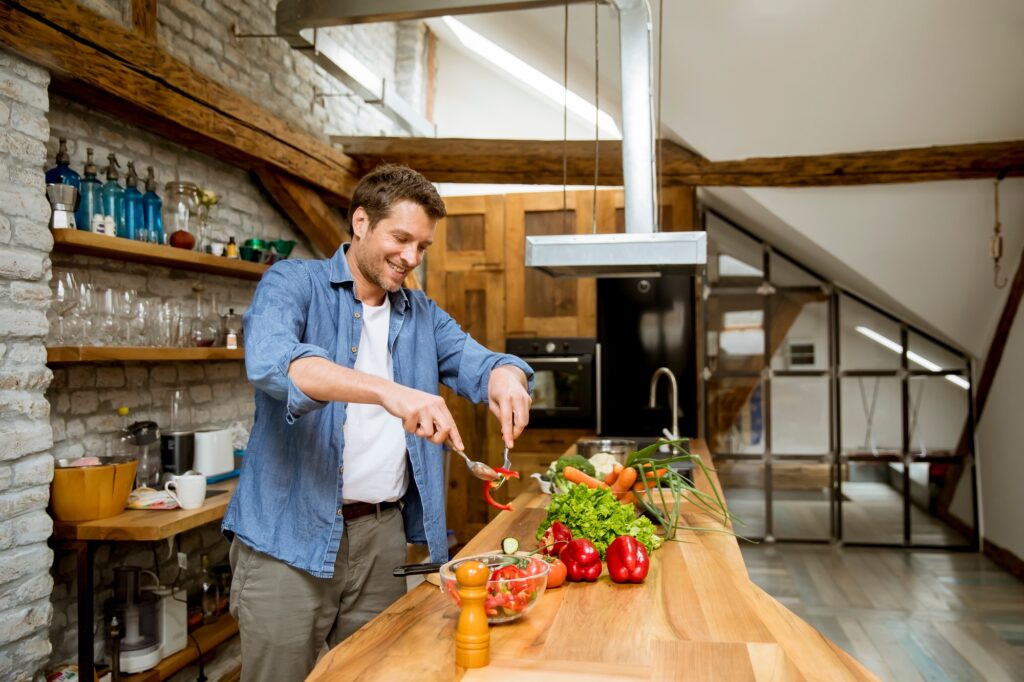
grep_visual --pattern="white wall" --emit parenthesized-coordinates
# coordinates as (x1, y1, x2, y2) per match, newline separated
(975, 264, 1024, 558)
(433, 32, 612, 197)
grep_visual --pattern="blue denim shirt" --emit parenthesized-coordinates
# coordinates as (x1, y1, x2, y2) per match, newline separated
(223, 244, 534, 578)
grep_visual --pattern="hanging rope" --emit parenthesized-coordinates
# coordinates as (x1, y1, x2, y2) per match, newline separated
(991, 176, 1008, 289)
(592, 0, 599, 233)
(656, 0, 665, 230)
(562, 1, 570, 232)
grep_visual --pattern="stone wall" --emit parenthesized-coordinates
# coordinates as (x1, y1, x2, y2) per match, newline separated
(0, 47, 57, 681)
(0, 0, 432, 676)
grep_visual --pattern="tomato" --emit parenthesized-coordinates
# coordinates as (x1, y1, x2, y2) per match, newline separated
(492, 565, 526, 581)
(545, 558, 567, 589)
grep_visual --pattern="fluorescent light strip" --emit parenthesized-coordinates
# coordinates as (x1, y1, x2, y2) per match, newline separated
(855, 326, 969, 390)
(443, 16, 621, 138)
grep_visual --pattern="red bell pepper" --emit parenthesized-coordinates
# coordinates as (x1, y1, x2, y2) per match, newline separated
(606, 535, 650, 584)
(559, 538, 602, 582)
(483, 467, 520, 512)
(538, 520, 572, 556)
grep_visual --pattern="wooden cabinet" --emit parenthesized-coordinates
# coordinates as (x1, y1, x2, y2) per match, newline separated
(504, 190, 604, 338)
(430, 197, 508, 542)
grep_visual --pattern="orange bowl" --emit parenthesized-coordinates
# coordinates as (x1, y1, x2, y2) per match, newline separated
(50, 456, 138, 522)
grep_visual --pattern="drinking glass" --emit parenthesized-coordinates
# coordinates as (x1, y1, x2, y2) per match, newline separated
(168, 386, 191, 431)
(94, 287, 121, 345)
(49, 269, 80, 344)
(116, 289, 137, 345)
(68, 282, 94, 345)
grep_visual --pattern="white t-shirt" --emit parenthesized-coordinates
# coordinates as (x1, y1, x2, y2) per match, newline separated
(341, 296, 409, 503)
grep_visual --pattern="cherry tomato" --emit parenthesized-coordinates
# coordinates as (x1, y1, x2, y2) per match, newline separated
(545, 558, 567, 589)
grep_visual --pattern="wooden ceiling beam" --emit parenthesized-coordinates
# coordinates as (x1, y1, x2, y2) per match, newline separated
(130, 0, 157, 42)
(254, 170, 348, 257)
(336, 136, 1024, 187)
(0, 1, 360, 213)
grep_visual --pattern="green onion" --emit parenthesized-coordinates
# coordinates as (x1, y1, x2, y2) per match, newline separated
(626, 438, 744, 542)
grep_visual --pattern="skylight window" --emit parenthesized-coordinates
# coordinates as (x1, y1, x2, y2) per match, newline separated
(855, 326, 970, 390)
(442, 16, 621, 139)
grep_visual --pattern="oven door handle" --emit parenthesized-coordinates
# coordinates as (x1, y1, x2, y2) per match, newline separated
(525, 356, 585, 364)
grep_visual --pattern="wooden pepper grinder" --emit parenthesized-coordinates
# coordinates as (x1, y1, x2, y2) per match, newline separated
(454, 560, 490, 668)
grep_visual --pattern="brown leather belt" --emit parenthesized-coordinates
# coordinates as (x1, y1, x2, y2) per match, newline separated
(341, 500, 400, 521)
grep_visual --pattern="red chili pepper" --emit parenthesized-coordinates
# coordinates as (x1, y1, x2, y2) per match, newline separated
(483, 467, 520, 512)
(559, 538, 602, 582)
(606, 535, 650, 584)
(538, 520, 572, 556)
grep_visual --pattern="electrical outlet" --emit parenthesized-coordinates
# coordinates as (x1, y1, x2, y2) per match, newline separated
(178, 551, 188, 570)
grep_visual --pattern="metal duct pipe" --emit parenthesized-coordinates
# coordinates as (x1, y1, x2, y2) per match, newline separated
(612, 0, 657, 235)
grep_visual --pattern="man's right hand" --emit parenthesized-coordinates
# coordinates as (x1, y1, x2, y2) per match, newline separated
(381, 384, 464, 451)
(289, 357, 464, 450)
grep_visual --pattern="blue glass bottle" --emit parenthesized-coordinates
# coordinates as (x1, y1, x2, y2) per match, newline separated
(76, 148, 103, 232)
(45, 138, 81, 191)
(123, 161, 145, 241)
(143, 166, 164, 245)
(101, 154, 126, 238)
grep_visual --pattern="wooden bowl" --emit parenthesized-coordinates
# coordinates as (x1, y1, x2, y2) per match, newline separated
(50, 456, 138, 522)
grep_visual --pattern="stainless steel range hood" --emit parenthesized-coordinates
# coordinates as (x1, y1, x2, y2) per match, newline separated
(274, 0, 706, 277)
(526, 232, 707, 278)
(525, 0, 707, 278)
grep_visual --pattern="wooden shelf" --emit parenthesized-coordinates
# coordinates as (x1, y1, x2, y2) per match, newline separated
(121, 612, 239, 682)
(52, 480, 236, 542)
(46, 346, 245, 364)
(51, 229, 268, 280)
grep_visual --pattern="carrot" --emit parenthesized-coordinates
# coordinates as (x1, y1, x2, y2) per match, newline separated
(617, 492, 637, 506)
(611, 466, 638, 495)
(563, 466, 607, 489)
(633, 467, 668, 491)
(603, 463, 623, 486)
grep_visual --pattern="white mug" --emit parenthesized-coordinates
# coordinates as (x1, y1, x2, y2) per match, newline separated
(165, 473, 207, 510)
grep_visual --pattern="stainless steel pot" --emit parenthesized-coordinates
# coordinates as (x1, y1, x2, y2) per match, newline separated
(574, 438, 637, 463)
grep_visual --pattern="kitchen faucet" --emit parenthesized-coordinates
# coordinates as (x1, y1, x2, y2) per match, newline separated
(648, 367, 679, 439)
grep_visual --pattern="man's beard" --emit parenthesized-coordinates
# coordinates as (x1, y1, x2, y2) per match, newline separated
(355, 248, 404, 294)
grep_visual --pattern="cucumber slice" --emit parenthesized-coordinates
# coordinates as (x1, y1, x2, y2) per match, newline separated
(501, 537, 520, 554)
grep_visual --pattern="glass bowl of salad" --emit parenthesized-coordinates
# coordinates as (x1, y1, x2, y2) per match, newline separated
(439, 552, 549, 624)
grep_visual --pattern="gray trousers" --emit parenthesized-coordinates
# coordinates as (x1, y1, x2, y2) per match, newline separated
(228, 506, 407, 682)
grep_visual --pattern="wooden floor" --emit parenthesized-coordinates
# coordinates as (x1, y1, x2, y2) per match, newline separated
(739, 543, 1024, 681)
(725, 481, 970, 546)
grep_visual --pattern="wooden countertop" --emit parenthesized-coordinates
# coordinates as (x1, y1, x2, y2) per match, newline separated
(309, 441, 878, 681)
(52, 479, 237, 541)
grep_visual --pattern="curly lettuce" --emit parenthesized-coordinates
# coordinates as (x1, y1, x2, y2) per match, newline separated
(536, 484, 663, 557)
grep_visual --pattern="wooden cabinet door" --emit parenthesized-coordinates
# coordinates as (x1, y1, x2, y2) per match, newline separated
(428, 195, 505, 286)
(610, 185, 697, 232)
(505, 190, 602, 338)
(430, 196, 508, 543)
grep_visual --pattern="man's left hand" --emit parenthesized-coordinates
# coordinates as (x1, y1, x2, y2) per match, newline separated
(487, 365, 531, 449)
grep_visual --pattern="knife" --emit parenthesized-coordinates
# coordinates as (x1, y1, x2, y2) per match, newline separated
(392, 562, 444, 577)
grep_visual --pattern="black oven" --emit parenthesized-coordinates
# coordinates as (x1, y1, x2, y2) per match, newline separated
(506, 337, 596, 429)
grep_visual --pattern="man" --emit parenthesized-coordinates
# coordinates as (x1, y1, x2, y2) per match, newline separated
(223, 164, 533, 681)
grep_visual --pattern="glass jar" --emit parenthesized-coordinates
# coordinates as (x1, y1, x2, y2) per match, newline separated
(162, 181, 200, 250)
(221, 307, 243, 349)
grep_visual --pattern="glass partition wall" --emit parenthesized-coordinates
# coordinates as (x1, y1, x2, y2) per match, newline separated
(701, 210, 978, 549)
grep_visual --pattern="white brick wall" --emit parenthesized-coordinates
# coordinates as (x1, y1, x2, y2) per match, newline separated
(0, 46, 54, 682)
(0, 0, 431, 674)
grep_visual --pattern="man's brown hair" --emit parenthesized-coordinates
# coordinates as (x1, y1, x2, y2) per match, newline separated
(349, 164, 447, 230)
